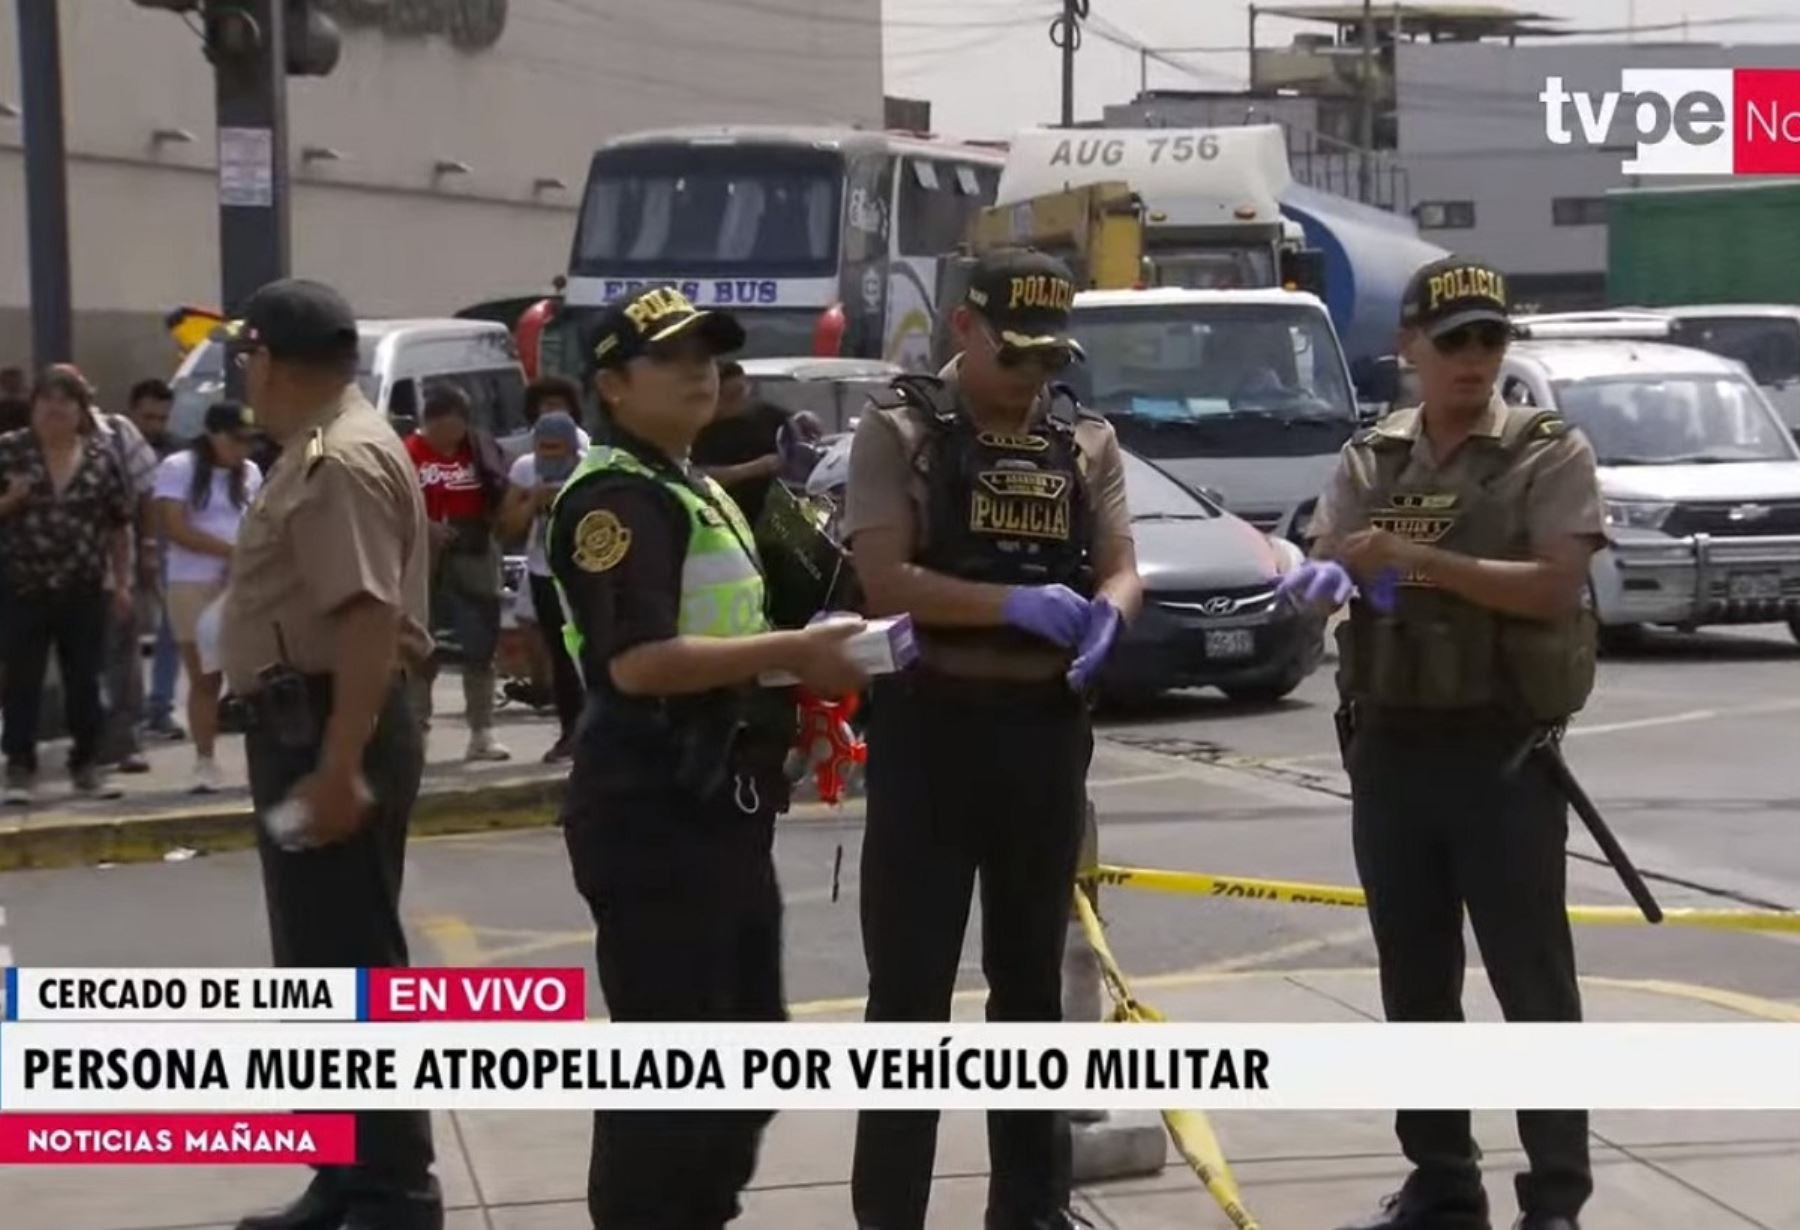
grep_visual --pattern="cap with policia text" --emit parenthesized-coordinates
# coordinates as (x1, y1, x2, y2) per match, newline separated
(236, 278, 360, 363)
(590, 285, 747, 372)
(1400, 256, 1511, 338)
(964, 247, 1086, 358)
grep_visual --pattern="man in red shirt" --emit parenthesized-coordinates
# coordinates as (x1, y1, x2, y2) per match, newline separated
(404, 383, 511, 761)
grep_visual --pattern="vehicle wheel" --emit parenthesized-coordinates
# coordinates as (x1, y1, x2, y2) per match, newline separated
(1223, 661, 1308, 705)
(1597, 623, 1645, 655)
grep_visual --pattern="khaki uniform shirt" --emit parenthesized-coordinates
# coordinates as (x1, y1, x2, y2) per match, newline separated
(220, 389, 432, 695)
(843, 363, 1133, 681)
(1308, 395, 1605, 549)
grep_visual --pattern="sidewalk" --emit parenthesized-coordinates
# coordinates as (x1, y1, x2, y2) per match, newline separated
(0, 673, 572, 870)
(6, 970, 1796, 1230)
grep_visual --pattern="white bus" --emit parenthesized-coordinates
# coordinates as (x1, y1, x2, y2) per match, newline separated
(544, 126, 1006, 374)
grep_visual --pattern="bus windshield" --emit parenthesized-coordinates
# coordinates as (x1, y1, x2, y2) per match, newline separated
(572, 144, 844, 279)
(1065, 301, 1356, 457)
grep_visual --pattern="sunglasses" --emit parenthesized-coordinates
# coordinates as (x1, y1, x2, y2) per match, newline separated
(979, 322, 1074, 374)
(1432, 321, 1511, 355)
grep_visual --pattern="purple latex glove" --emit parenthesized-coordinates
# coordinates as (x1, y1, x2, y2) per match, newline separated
(1274, 560, 1356, 608)
(1066, 597, 1123, 691)
(1365, 567, 1401, 613)
(1002, 584, 1092, 649)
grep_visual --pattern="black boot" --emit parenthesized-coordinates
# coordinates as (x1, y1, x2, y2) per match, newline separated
(342, 1177, 444, 1230)
(1337, 1189, 1492, 1230)
(1515, 1217, 1579, 1230)
(236, 1173, 348, 1230)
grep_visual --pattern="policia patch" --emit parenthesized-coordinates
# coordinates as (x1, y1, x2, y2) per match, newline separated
(572, 509, 632, 573)
(971, 470, 1073, 541)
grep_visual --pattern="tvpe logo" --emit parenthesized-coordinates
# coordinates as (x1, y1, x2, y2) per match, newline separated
(1540, 69, 1800, 174)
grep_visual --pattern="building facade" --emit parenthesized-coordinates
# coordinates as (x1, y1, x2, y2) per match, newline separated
(1396, 40, 1800, 309)
(0, 0, 884, 397)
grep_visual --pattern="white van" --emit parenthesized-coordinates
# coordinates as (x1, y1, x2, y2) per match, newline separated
(169, 317, 530, 455)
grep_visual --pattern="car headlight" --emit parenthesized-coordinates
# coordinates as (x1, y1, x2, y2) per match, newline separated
(1603, 499, 1674, 532)
(1269, 535, 1306, 573)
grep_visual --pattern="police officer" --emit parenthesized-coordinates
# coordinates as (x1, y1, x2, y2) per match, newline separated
(843, 247, 1142, 1230)
(219, 280, 441, 1230)
(1288, 256, 1604, 1230)
(547, 286, 866, 1230)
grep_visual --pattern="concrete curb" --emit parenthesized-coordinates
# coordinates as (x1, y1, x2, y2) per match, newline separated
(0, 777, 862, 872)
(0, 776, 569, 873)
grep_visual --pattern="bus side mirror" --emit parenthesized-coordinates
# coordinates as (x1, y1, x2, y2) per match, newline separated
(1280, 248, 1326, 297)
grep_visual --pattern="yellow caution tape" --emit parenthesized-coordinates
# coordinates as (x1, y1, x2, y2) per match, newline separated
(1088, 864, 1800, 933)
(1073, 890, 1262, 1230)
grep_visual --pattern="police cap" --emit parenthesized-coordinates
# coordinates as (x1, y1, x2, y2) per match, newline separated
(964, 247, 1085, 359)
(1400, 255, 1511, 339)
(237, 278, 360, 364)
(589, 285, 746, 373)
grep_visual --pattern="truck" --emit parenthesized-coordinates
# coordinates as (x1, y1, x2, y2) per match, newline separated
(1607, 180, 1800, 307)
(987, 125, 1445, 382)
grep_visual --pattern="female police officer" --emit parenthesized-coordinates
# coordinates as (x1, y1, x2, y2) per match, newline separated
(1287, 256, 1604, 1230)
(546, 285, 866, 1230)
(843, 248, 1142, 1230)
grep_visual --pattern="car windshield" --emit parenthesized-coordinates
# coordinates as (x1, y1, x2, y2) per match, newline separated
(1553, 374, 1798, 465)
(1064, 302, 1356, 460)
(1120, 450, 1217, 520)
(1670, 316, 1800, 387)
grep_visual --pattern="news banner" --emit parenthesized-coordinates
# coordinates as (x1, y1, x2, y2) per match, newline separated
(1, 967, 1798, 1165)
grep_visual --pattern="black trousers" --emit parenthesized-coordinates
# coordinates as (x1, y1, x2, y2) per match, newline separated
(853, 673, 1093, 1230)
(530, 573, 585, 739)
(1349, 714, 1592, 1220)
(563, 773, 786, 1230)
(247, 678, 436, 1197)
(2, 586, 108, 774)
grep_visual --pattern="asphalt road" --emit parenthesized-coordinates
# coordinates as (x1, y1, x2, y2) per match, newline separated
(3, 622, 1798, 1014)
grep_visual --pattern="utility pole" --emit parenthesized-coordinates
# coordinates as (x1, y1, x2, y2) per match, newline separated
(213, 0, 291, 316)
(1357, 0, 1376, 204)
(132, 1, 339, 393)
(1051, 0, 1088, 127)
(17, 0, 72, 368)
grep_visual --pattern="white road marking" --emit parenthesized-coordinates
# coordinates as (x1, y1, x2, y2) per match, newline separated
(1088, 771, 1187, 790)
(1569, 696, 1800, 738)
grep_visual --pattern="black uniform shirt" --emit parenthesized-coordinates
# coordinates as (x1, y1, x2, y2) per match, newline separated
(547, 430, 691, 681)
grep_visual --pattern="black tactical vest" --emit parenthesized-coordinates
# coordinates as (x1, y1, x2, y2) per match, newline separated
(885, 375, 1095, 590)
(1335, 403, 1597, 723)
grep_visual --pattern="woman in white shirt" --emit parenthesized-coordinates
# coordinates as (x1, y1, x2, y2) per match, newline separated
(153, 402, 263, 792)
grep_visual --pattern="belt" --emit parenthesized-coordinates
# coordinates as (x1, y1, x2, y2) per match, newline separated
(887, 668, 1077, 706)
(1357, 704, 1530, 736)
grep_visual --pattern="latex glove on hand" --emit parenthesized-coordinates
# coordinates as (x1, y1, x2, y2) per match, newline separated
(1274, 560, 1356, 611)
(1066, 596, 1123, 692)
(1001, 584, 1091, 649)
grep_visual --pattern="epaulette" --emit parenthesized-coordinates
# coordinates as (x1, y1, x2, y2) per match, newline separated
(302, 427, 327, 476)
(1045, 381, 1101, 433)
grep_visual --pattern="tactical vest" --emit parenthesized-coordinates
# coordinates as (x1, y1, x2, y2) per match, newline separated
(551, 445, 769, 671)
(876, 374, 1097, 652)
(1335, 404, 1596, 723)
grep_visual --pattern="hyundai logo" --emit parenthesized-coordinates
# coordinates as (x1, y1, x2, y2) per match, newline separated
(1728, 503, 1772, 523)
(1166, 596, 1238, 616)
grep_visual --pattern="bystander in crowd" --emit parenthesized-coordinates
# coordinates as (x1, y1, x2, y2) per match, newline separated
(153, 402, 262, 793)
(0, 368, 135, 803)
(496, 402, 588, 763)
(127, 377, 187, 742)
(404, 382, 512, 761)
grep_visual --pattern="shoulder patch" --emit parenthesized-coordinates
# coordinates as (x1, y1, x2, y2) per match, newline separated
(571, 509, 632, 573)
(302, 428, 327, 475)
